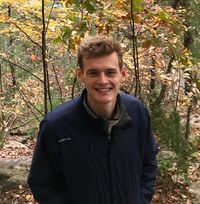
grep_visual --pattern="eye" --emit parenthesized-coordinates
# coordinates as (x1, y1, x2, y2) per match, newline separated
(106, 69, 117, 76)
(87, 71, 97, 76)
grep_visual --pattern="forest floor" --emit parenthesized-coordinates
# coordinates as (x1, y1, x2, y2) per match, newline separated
(0, 104, 200, 204)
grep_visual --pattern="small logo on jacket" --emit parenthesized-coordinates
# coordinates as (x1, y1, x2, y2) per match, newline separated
(58, 138, 71, 143)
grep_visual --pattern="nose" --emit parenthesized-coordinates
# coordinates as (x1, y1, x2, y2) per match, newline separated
(97, 73, 107, 84)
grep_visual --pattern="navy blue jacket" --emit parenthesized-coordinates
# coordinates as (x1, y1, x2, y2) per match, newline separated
(28, 90, 158, 204)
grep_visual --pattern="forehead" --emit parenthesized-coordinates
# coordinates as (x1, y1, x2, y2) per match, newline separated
(82, 52, 119, 69)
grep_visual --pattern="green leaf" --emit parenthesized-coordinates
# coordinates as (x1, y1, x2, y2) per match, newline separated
(158, 11, 170, 21)
(53, 36, 62, 44)
(63, 27, 72, 39)
(84, 1, 96, 14)
(74, 0, 81, 7)
(79, 21, 87, 33)
(90, 26, 97, 36)
(133, 0, 143, 12)
(193, 78, 200, 91)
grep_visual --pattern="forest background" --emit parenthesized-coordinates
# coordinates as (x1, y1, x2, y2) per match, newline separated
(0, 0, 200, 203)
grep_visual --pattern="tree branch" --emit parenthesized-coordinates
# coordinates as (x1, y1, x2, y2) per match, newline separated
(71, 76, 77, 99)
(130, 0, 140, 98)
(17, 88, 44, 119)
(0, 56, 43, 83)
(51, 63, 64, 103)
(45, 0, 56, 34)
(42, 0, 50, 114)
(155, 56, 174, 105)
(9, 21, 42, 50)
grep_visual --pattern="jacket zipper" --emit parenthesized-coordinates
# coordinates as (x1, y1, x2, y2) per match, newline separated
(107, 131, 114, 204)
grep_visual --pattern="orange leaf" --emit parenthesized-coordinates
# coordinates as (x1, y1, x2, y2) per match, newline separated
(31, 54, 39, 61)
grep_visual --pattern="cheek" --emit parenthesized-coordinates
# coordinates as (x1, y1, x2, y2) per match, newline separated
(113, 78, 122, 85)
(84, 80, 93, 87)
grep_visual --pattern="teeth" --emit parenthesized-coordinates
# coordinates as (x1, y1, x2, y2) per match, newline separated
(95, 88, 111, 92)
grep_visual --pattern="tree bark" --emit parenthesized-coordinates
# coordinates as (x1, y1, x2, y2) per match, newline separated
(155, 56, 174, 105)
(42, 0, 49, 115)
(130, 0, 140, 98)
(8, 5, 16, 87)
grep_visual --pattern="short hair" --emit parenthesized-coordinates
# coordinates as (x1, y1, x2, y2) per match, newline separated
(78, 36, 123, 70)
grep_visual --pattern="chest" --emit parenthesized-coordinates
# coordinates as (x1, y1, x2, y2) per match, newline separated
(58, 124, 143, 176)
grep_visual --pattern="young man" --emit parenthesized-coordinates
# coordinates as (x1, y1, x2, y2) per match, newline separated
(28, 36, 158, 204)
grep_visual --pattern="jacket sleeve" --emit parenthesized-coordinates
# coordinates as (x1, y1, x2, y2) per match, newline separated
(27, 120, 68, 204)
(141, 109, 158, 203)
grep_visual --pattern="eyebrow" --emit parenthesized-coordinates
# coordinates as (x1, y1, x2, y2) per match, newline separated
(86, 69, 98, 73)
(106, 68, 117, 71)
(86, 68, 117, 72)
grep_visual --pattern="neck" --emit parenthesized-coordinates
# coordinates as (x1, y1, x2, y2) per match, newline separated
(86, 98, 117, 119)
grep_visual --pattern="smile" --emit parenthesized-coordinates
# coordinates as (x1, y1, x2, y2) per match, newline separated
(95, 88, 112, 92)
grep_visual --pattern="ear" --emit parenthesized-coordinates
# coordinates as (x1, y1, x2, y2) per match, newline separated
(76, 67, 84, 83)
(120, 66, 127, 82)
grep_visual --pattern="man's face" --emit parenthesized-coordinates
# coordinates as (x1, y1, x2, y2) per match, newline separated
(77, 52, 126, 108)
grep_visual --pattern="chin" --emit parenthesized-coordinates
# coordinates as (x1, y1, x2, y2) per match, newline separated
(94, 97, 115, 104)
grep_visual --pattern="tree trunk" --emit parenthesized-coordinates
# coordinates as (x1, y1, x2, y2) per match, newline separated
(130, 0, 140, 98)
(41, 0, 50, 114)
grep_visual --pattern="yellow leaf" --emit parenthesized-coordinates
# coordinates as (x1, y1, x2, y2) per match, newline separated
(134, 15, 142, 24)
(150, 28, 157, 37)
(172, 37, 178, 44)
(15, 106, 20, 114)
(114, 0, 126, 9)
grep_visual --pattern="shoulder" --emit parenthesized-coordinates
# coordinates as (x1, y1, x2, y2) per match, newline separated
(119, 92, 149, 120)
(119, 92, 145, 109)
(44, 96, 80, 123)
(120, 92, 139, 101)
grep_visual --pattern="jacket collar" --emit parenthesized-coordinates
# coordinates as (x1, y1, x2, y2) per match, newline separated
(77, 89, 132, 135)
